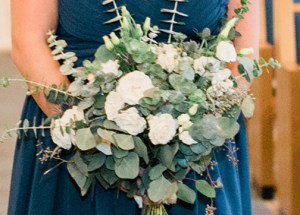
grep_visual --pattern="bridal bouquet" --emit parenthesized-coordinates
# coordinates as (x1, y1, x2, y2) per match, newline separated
(1, 1, 281, 215)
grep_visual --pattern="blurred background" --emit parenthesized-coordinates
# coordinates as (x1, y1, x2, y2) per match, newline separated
(1, 0, 300, 214)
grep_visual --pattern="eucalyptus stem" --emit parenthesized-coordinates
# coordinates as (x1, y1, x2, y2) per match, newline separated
(167, 1, 178, 44)
(112, 0, 122, 26)
(8, 78, 81, 100)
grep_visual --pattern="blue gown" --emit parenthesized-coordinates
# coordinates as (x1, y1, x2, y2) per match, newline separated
(8, 0, 251, 214)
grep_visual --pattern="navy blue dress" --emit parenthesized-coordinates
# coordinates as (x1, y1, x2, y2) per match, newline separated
(8, 0, 251, 214)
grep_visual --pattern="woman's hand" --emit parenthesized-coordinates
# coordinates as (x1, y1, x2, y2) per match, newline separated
(11, 0, 70, 116)
(227, 0, 260, 89)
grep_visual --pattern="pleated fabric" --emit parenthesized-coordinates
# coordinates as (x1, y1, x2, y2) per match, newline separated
(8, 1, 251, 214)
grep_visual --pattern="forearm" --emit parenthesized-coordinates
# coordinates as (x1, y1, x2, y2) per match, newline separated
(11, 0, 69, 117)
(227, 0, 260, 88)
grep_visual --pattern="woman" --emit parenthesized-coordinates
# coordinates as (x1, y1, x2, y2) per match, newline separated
(9, 0, 259, 214)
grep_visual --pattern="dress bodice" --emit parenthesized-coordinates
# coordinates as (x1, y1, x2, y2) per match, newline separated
(57, 0, 229, 63)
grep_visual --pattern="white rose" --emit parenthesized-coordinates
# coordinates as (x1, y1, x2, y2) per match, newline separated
(116, 71, 154, 105)
(51, 119, 75, 150)
(156, 44, 179, 73)
(101, 60, 120, 76)
(96, 142, 112, 155)
(115, 107, 146, 135)
(216, 41, 237, 62)
(193, 56, 220, 75)
(61, 106, 85, 125)
(179, 126, 197, 145)
(105, 91, 125, 120)
(148, 113, 178, 145)
(211, 69, 231, 85)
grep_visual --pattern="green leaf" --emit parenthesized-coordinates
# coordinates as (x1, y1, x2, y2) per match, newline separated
(115, 152, 139, 179)
(103, 120, 127, 133)
(99, 166, 119, 185)
(190, 142, 210, 154)
(78, 97, 95, 110)
(75, 128, 97, 151)
(105, 156, 115, 170)
(179, 144, 195, 156)
(142, 167, 151, 190)
(169, 74, 182, 90)
(133, 136, 149, 164)
(113, 134, 135, 150)
(148, 176, 171, 202)
(81, 174, 94, 196)
(195, 180, 216, 198)
(216, 117, 240, 139)
(94, 45, 116, 63)
(158, 143, 179, 170)
(111, 145, 128, 158)
(174, 101, 190, 113)
(87, 153, 106, 172)
(177, 183, 196, 204)
(97, 128, 116, 144)
(67, 152, 88, 189)
(95, 172, 110, 190)
(242, 95, 255, 119)
(149, 164, 167, 180)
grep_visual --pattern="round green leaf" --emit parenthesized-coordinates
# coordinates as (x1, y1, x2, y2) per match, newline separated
(115, 152, 139, 179)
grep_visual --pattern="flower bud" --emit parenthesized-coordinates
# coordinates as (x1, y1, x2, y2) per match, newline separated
(143, 17, 151, 34)
(182, 122, 192, 130)
(136, 24, 143, 37)
(102, 36, 114, 51)
(220, 17, 238, 38)
(189, 104, 198, 116)
(122, 17, 130, 30)
(109, 32, 120, 45)
(239, 48, 254, 56)
(121, 6, 130, 16)
(178, 114, 190, 126)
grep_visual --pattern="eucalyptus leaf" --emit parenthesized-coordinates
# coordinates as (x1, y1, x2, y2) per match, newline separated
(97, 128, 116, 144)
(114, 134, 135, 150)
(242, 96, 255, 119)
(105, 156, 115, 170)
(158, 143, 179, 170)
(177, 183, 196, 204)
(67, 152, 88, 189)
(148, 176, 171, 202)
(103, 120, 127, 133)
(95, 45, 116, 63)
(111, 145, 128, 159)
(149, 164, 167, 180)
(115, 152, 139, 179)
(99, 166, 119, 185)
(81, 174, 94, 196)
(95, 172, 110, 190)
(87, 153, 106, 172)
(195, 180, 216, 198)
(163, 182, 178, 200)
(78, 97, 95, 110)
(133, 136, 149, 164)
(75, 128, 97, 151)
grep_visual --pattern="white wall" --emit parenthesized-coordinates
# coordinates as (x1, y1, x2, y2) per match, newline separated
(0, 0, 11, 51)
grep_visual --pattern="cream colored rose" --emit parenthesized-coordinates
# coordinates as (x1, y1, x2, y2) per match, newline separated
(193, 56, 220, 75)
(101, 60, 120, 76)
(105, 91, 125, 120)
(116, 71, 154, 105)
(61, 106, 85, 125)
(216, 41, 237, 62)
(51, 119, 75, 150)
(156, 44, 179, 73)
(115, 107, 146, 135)
(148, 113, 178, 145)
(211, 69, 234, 90)
(179, 126, 197, 145)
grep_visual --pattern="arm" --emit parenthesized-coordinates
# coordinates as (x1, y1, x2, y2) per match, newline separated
(227, 0, 260, 88)
(11, 0, 70, 117)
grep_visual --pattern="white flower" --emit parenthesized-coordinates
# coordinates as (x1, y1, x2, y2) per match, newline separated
(61, 106, 85, 125)
(216, 41, 237, 62)
(87, 74, 95, 83)
(177, 114, 190, 126)
(211, 69, 231, 85)
(115, 107, 146, 135)
(193, 56, 220, 75)
(148, 113, 178, 145)
(96, 142, 112, 155)
(105, 91, 125, 120)
(156, 44, 179, 73)
(134, 196, 143, 208)
(179, 126, 197, 145)
(116, 71, 154, 105)
(101, 60, 120, 76)
(51, 119, 75, 150)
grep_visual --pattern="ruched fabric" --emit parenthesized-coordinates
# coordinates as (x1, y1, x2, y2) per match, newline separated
(8, 1, 251, 214)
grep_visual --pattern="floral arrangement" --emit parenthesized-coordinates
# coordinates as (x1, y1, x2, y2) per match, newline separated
(0, 1, 281, 215)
